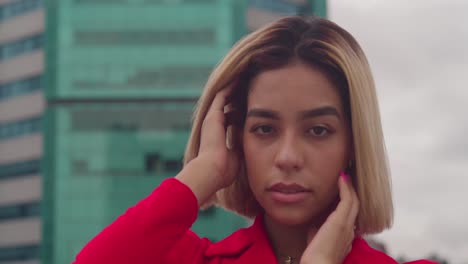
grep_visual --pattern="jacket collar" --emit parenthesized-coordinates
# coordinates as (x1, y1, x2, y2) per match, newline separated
(204, 214, 273, 258)
(204, 214, 369, 263)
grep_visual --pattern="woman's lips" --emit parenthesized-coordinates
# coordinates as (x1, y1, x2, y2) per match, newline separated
(267, 183, 312, 203)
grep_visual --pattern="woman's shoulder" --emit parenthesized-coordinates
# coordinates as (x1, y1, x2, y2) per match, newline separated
(345, 237, 397, 263)
(404, 261, 439, 264)
(348, 237, 438, 264)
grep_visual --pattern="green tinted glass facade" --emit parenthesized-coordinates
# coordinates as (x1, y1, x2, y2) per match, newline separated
(45, 1, 246, 100)
(43, 1, 325, 263)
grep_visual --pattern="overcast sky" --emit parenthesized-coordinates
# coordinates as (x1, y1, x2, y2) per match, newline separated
(329, 0, 468, 263)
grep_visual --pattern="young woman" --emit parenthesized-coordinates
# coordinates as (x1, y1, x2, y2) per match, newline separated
(74, 17, 435, 264)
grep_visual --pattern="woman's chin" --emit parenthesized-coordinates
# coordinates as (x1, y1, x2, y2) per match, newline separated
(265, 209, 317, 227)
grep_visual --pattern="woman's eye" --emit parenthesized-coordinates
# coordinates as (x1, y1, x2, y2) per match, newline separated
(308, 126, 330, 137)
(253, 125, 274, 135)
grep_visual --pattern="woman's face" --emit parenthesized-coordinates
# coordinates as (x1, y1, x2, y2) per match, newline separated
(242, 61, 352, 226)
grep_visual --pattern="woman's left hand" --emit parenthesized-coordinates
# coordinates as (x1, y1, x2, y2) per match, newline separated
(300, 172, 360, 264)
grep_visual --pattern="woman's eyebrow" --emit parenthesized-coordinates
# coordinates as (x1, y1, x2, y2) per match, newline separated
(246, 109, 280, 120)
(246, 106, 341, 120)
(300, 106, 341, 120)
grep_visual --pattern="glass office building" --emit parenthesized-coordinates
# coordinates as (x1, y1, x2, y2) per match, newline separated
(0, 0, 44, 263)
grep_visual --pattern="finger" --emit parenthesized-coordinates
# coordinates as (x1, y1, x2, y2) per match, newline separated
(347, 181, 360, 229)
(208, 90, 229, 116)
(202, 89, 231, 137)
(207, 84, 236, 115)
(334, 172, 353, 220)
(225, 124, 237, 150)
(224, 111, 236, 128)
(340, 172, 359, 229)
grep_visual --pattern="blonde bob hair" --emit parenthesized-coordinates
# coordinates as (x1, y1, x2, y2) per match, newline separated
(183, 16, 393, 235)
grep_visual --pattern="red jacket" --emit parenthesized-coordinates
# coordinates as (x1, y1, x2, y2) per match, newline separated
(74, 178, 436, 264)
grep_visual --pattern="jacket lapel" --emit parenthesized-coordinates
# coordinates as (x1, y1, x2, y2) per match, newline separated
(204, 214, 278, 263)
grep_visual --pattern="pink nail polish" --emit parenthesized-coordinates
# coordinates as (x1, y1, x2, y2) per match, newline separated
(340, 171, 348, 181)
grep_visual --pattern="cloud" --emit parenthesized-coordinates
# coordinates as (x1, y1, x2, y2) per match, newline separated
(330, 1, 468, 263)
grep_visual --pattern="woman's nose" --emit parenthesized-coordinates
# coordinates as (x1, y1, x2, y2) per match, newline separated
(274, 132, 304, 172)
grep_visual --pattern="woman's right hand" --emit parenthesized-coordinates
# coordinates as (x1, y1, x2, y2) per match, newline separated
(176, 85, 241, 205)
(197, 85, 241, 189)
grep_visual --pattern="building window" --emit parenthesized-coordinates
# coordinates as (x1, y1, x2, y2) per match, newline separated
(163, 159, 182, 173)
(73, 65, 212, 90)
(0, 75, 42, 101)
(0, 0, 42, 22)
(74, 29, 215, 46)
(66, 104, 192, 177)
(145, 153, 161, 174)
(0, 34, 43, 61)
(0, 159, 40, 180)
(70, 105, 191, 133)
(0, 202, 40, 222)
(0, 117, 42, 140)
(144, 155, 182, 175)
(71, 159, 88, 174)
(73, 0, 215, 5)
(0, 244, 40, 262)
(248, 0, 309, 15)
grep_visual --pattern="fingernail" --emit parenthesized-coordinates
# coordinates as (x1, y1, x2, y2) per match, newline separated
(340, 171, 348, 181)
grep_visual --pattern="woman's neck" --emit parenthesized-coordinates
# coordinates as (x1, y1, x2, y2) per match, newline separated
(263, 215, 319, 262)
